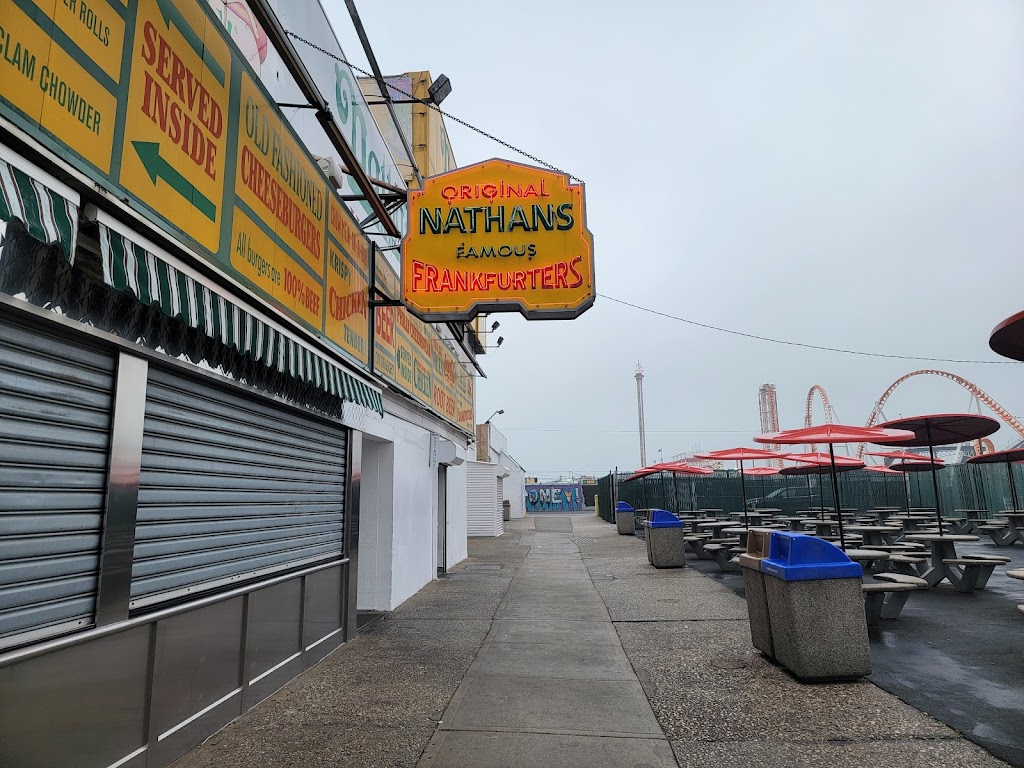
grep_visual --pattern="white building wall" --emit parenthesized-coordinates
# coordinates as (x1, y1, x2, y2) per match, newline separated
(503, 464, 527, 519)
(355, 390, 470, 610)
(445, 461, 469, 565)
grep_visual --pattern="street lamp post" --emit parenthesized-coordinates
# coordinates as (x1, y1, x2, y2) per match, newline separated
(486, 409, 504, 423)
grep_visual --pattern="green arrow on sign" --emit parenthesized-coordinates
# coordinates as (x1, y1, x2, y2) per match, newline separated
(155, 0, 225, 87)
(133, 142, 217, 222)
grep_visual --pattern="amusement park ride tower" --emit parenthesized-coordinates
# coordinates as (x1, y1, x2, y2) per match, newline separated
(636, 362, 647, 467)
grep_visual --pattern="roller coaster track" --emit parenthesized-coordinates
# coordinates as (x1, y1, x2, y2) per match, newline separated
(758, 384, 784, 466)
(855, 370, 1024, 458)
(804, 384, 837, 451)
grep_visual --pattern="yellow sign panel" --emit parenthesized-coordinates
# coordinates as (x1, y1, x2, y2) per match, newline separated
(402, 159, 595, 321)
(324, 238, 369, 365)
(1, 0, 117, 173)
(236, 71, 326, 276)
(120, 0, 230, 253)
(0, 0, 476, 435)
(229, 205, 322, 328)
(50, 0, 126, 82)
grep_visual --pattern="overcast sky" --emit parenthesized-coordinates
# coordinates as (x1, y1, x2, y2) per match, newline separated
(333, 0, 1024, 478)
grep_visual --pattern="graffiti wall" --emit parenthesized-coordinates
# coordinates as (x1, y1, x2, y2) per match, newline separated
(525, 484, 585, 512)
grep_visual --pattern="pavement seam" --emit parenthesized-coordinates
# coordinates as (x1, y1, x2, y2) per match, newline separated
(412, 531, 524, 768)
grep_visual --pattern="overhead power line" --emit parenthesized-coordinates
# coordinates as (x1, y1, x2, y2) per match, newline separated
(599, 294, 1019, 365)
(285, 30, 1014, 367)
(285, 32, 580, 181)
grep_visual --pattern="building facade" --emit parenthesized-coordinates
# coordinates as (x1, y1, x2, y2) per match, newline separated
(0, 2, 476, 767)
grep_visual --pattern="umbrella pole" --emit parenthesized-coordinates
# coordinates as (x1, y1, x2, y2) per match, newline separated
(1007, 460, 1020, 512)
(904, 472, 912, 512)
(739, 460, 749, 528)
(828, 444, 847, 550)
(660, 471, 667, 510)
(925, 423, 943, 534)
(817, 474, 825, 519)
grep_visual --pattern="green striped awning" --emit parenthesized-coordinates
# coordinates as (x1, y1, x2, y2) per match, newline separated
(98, 222, 383, 417)
(0, 156, 78, 261)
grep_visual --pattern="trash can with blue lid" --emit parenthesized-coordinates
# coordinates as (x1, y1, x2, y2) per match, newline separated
(615, 501, 636, 535)
(738, 529, 776, 659)
(641, 509, 686, 568)
(761, 532, 870, 681)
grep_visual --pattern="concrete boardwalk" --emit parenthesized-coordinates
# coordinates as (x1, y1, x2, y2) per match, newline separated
(419, 514, 676, 766)
(174, 514, 1008, 768)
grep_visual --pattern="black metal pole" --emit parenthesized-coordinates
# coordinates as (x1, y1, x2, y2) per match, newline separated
(829, 444, 847, 550)
(739, 460, 749, 528)
(925, 422, 943, 534)
(817, 472, 825, 518)
(1007, 460, 1020, 512)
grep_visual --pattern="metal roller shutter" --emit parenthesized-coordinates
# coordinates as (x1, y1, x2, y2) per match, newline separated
(131, 366, 346, 609)
(0, 320, 115, 649)
(466, 462, 497, 537)
(496, 478, 505, 536)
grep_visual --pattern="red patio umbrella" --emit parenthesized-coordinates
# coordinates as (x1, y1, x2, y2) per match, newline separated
(692, 448, 788, 527)
(756, 425, 913, 549)
(967, 447, 1024, 512)
(786, 451, 864, 466)
(989, 309, 1024, 362)
(875, 414, 1000, 533)
(865, 450, 944, 464)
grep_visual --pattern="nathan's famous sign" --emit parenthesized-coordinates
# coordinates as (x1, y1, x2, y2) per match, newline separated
(401, 160, 595, 321)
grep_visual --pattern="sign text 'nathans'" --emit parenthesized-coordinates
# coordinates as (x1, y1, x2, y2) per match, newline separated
(401, 159, 595, 321)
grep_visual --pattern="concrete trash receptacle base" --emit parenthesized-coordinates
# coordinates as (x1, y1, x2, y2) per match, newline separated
(764, 575, 870, 681)
(616, 511, 636, 535)
(644, 511, 686, 567)
(737, 553, 773, 659)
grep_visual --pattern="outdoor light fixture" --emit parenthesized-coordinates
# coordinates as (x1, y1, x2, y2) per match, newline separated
(496, 336, 504, 347)
(428, 74, 452, 105)
(486, 409, 505, 423)
(490, 321, 500, 332)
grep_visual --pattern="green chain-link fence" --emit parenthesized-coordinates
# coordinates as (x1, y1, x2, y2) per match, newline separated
(599, 462, 1023, 518)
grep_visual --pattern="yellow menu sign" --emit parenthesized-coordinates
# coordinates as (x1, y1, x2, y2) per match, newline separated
(1, 0, 118, 173)
(120, 0, 231, 253)
(0, 0, 475, 435)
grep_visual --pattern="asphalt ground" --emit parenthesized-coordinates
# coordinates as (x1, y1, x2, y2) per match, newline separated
(689, 531, 1024, 766)
(173, 514, 1008, 768)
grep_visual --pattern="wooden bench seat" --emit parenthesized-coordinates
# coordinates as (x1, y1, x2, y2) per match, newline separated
(1007, 568, 1024, 580)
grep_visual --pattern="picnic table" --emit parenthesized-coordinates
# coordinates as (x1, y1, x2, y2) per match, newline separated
(903, 533, 1000, 593)
(1007, 569, 1024, 617)
(887, 515, 935, 533)
(844, 548, 890, 569)
(979, 511, 1024, 546)
(845, 525, 901, 548)
(730, 510, 774, 525)
(775, 516, 813, 532)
